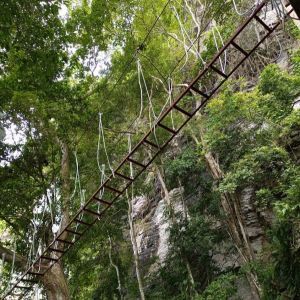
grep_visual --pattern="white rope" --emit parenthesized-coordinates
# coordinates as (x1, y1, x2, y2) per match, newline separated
(98, 112, 115, 177)
(254, 3, 284, 55)
(35, 240, 42, 261)
(67, 150, 86, 219)
(272, 0, 285, 20)
(50, 183, 60, 243)
(71, 214, 84, 244)
(97, 119, 109, 182)
(271, 0, 288, 25)
(96, 113, 108, 211)
(33, 198, 47, 267)
(210, 23, 227, 74)
(48, 193, 55, 234)
(138, 60, 157, 120)
(172, 5, 205, 65)
(171, 7, 190, 71)
(98, 164, 106, 201)
(128, 134, 133, 179)
(37, 242, 43, 273)
(57, 151, 83, 243)
(7, 240, 16, 289)
(137, 59, 144, 121)
(168, 77, 175, 130)
(215, 26, 227, 73)
(136, 59, 160, 147)
(273, 32, 283, 61)
(74, 151, 84, 207)
(183, 0, 201, 38)
(96, 112, 112, 216)
(173, 5, 198, 58)
(31, 214, 38, 263)
(0, 253, 5, 287)
(26, 239, 33, 269)
(148, 75, 175, 148)
(26, 209, 39, 268)
(70, 174, 78, 202)
(72, 156, 88, 237)
(40, 196, 47, 228)
(232, 0, 257, 16)
(34, 285, 40, 300)
(152, 76, 174, 119)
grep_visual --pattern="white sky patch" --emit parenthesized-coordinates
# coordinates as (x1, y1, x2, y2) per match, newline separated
(59, 3, 69, 21)
(85, 46, 115, 76)
(0, 122, 26, 166)
(4, 123, 26, 146)
(58, 2, 115, 77)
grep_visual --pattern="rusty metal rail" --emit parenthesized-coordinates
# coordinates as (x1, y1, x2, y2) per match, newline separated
(290, 0, 300, 19)
(3, 1, 294, 298)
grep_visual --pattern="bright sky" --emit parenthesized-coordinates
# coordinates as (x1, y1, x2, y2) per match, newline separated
(1, 1, 114, 165)
(0, 122, 26, 166)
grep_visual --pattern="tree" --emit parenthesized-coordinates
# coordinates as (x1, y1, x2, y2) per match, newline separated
(1, 0, 299, 299)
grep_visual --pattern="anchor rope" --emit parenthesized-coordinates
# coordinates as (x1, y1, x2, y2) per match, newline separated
(232, 0, 258, 16)
(98, 112, 115, 177)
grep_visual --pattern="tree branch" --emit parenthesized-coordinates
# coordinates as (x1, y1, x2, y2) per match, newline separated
(0, 243, 27, 269)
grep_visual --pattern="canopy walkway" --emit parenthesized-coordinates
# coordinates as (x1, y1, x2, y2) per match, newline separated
(3, 1, 295, 298)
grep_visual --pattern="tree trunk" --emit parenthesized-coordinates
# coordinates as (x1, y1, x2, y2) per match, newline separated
(108, 235, 123, 300)
(1, 147, 71, 300)
(42, 263, 70, 300)
(0, 243, 70, 300)
(127, 189, 146, 300)
(0, 243, 28, 268)
(190, 128, 261, 298)
(155, 165, 173, 215)
(155, 164, 198, 297)
(59, 141, 71, 240)
(204, 152, 260, 297)
(40, 140, 72, 300)
(44, 140, 72, 299)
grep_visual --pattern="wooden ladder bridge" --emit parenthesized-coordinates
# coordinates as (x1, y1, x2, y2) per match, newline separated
(2, 1, 295, 298)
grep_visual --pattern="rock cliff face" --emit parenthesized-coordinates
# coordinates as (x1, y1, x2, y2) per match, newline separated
(131, 185, 272, 269)
(286, 99, 300, 163)
(239, 187, 267, 255)
(128, 5, 300, 297)
(131, 188, 186, 272)
(130, 184, 266, 299)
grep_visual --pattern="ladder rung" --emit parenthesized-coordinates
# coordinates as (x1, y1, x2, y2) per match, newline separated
(16, 286, 31, 290)
(231, 41, 248, 56)
(41, 255, 58, 262)
(93, 196, 112, 205)
(74, 218, 93, 226)
(254, 16, 272, 32)
(157, 122, 177, 134)
(65, 228, 82, 236)
(210, 65, 228, 78)
(20, 279, 38, 283)
(127, 157, 146, 169)
(143, 139, 160, 149)
(190, 86, 209, 98)
(28, 271, 43, 276)
(57, 238, 74, 245)
(49, 247, 65, 254)
(114, 171, 134, 182)
(174, 105, 192, 117)
(104, 184, 122, 195)
(84, 208, 102, 217)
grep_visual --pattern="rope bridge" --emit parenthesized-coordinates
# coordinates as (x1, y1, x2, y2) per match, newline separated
(2, 1, 295, 298)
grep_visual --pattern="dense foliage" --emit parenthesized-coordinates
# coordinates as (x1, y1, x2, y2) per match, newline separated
(0, 0, 300, 299)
